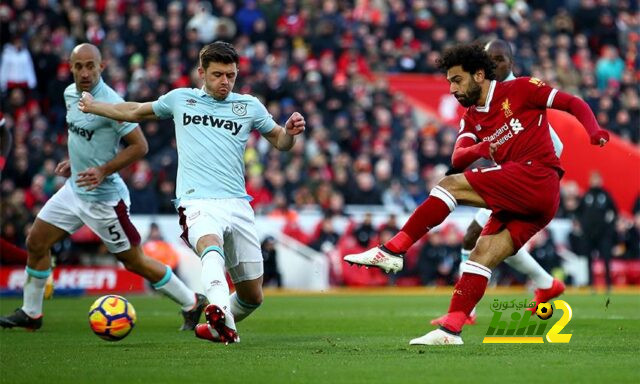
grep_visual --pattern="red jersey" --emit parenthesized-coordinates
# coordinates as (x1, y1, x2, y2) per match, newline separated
(457, 77, 562, 172)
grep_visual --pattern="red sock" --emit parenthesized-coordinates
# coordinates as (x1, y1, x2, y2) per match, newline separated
(384, 232, 413, 254)
(443, 273, 488, 333)
(384, 195, 453, 254)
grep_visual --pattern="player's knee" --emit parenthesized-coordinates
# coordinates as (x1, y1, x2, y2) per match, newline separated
(469, 239, 491, 263)
(116, 251, 145, 274)
(436, 174, 469, 200)
(240, 289, 263, 307)
(250, 290, 264, 306)
(436, 175, 456, 193)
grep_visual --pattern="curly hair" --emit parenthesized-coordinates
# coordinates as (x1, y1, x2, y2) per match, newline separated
(199, 41, 239, 69)
(436, 44, 496, 80)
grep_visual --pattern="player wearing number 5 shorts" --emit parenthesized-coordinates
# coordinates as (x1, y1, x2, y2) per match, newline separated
(0, 44, 207, 332)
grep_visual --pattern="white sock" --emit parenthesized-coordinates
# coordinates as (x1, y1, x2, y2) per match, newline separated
(152, 265, 197, 311)
(460, 260, 492, 279)
(230, 292, 261, 322)
(201, 246, 236, 330)
(504, 248, 554, 289)
(22, 267, 51, 318)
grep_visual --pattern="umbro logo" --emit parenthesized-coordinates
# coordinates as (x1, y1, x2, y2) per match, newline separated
(186, 98, 197, 106)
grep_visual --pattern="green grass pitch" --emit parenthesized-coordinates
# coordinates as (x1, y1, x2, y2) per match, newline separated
(1, 290, 638, 384)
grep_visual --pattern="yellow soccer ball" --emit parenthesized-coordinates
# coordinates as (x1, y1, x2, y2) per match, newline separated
(535, 302, 553, 320)
(88, 295, 136, 341)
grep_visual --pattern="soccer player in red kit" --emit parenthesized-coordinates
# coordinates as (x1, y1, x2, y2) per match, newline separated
(344, 44, 609, 345)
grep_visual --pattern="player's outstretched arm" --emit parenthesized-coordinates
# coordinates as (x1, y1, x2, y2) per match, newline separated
(76, 127, 148, 191)
(78, 92, 157, 122)
(263, 112, 306, 151)
(550, 91, 609, 147)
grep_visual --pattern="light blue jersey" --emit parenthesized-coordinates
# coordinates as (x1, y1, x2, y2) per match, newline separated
(64, 78, 137, 202)
(504, 72, 563, 157)
(152, 88, 276, 202)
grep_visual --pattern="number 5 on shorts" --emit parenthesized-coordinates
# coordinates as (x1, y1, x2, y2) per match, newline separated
(108, 225, 122, 241)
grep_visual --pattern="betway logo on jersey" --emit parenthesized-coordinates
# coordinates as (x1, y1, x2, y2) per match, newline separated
(483, 118, 524, 146)
(68, 123, 95, 141)
(182, 113, 242, 136)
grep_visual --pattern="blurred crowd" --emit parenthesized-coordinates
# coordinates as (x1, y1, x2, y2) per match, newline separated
(1, 0, 639, 285)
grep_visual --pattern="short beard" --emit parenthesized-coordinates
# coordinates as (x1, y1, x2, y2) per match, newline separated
(457, 81, 482, 107)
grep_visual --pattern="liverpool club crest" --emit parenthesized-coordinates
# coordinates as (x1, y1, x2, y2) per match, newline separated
(502, 98, 513, 118)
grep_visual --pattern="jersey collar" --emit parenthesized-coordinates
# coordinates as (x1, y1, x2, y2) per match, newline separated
(84, 77, 105, 96)
(504, 72, 516, 81)
(197, 87, 210, 98)
(475, 80, 496, 113)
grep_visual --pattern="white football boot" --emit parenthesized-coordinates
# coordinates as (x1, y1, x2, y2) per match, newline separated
(343, 246, 403, 273)
(409, 329, 464, 345)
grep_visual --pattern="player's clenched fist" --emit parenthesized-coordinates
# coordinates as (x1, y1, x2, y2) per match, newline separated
(78, 91, 94, 113)
(285, 112, 305, 136)
(590, 130, 609, 147)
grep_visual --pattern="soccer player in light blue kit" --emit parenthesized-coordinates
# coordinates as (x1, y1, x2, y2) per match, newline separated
(78, 41, 306, 344)
(0, 44, 207, 331)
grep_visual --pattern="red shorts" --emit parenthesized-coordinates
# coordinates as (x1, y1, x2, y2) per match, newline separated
(464, 161, 560, 249)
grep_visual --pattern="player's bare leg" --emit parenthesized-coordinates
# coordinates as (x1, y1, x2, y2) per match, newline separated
(463, 221, 565, 314)
(432, 208, 565, 325)
(468, 231, 515, 269)
(344, 174, 486, 272)
(0, 219, 67, 329)
(115, 246, 166, 280)
(115, 246, 205, 330)
(194, 234, 239, 344)
(413, 230, 514, 345)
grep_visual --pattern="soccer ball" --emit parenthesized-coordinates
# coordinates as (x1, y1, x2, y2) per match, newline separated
(88, 295, 136, 341)
(535, 302, 553, 320)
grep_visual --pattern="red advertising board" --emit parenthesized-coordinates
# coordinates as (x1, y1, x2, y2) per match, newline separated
(0, 266, 147, 294)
